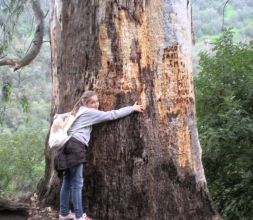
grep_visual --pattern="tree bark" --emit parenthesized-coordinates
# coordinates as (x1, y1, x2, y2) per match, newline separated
(0, 197, 29, 212)
(38, 0, 220, 219)
(0, 195, 30, 219)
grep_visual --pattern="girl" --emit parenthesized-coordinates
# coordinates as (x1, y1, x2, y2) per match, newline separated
(58, 91, 144, 220)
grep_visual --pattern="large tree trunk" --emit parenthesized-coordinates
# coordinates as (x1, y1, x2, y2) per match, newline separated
(38, 0, 220, 219)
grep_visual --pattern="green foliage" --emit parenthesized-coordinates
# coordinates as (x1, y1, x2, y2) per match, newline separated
(195, 29, 253, 219)
(1, 81, 12, 103)
(225, 5, 235, 21)
(192, 0, 253, 40)
(0, 0, 51, 126)
(19, 95, 30, 113)
(0, 0, 51, 197)
(0, 0, 28, 55)
(0, 128, 46, 197)
(192, 0, 253, 75)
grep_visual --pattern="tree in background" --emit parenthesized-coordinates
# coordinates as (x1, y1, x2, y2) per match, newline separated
(0, 0, 44, 71)
(0, 0, 50, 198)
(195, 29, 253, 219)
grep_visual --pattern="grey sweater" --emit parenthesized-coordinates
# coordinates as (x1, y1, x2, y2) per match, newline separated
(68, 106, 134, 146)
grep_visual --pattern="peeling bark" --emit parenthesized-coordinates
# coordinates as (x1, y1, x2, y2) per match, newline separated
(38, 1, 220, 219)
(0, 0, 44, 71)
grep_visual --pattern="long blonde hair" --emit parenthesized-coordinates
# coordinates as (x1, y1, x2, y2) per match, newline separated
(71, 90, 96, 115)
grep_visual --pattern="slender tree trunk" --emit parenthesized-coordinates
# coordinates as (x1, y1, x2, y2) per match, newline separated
(38, 0, 220, 219)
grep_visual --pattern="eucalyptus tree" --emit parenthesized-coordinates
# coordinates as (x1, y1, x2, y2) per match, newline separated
(36, 1, 220, 219)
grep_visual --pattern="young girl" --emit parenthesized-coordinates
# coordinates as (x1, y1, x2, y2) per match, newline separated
(58, 91, 144, 220)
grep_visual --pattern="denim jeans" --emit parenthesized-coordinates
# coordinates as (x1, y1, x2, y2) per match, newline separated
(60, 163, 84, 218)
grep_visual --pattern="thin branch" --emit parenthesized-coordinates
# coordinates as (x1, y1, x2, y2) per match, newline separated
(222, 0, 231, 31)
(0, 0, 44, 71)
(44, 9, 49, 18)
(24, 40, 50, 55)
(0, 55, 7, 59)
(25, 40, 34, 55)
(0, 58, 16, 66)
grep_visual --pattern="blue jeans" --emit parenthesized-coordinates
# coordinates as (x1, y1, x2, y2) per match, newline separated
(60, 163, 84, 218)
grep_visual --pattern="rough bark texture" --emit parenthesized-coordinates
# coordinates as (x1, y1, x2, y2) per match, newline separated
(0, 195, 30, 219)
(38, 1, 220, 219)
(0, 197, 28, 212)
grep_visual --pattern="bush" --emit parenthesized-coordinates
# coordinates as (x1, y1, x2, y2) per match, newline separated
(195, 29, 253, 219)
(0, 129, 45, 197)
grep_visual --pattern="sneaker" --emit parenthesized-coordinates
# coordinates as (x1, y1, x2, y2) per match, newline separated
(59, 211, 75, 220)
(75, 213, 92, 220)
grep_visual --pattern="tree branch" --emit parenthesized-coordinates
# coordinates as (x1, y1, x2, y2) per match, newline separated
(222, 0, 231, 31)
(0, 55, 7, 59)
(44, 9, 49, 18)
(0, 0, 44, 71)
(0, 58, 16, 66)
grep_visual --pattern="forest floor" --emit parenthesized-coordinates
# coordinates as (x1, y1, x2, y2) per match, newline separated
(27, 193, 58, 220)
(0, 193, 58, 220)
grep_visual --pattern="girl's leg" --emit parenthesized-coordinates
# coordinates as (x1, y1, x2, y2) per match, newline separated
(70, 163, 84, 219)
(60, 170, 71, 216)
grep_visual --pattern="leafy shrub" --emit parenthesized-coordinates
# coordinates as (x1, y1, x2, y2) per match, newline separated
(195, 29, 253, 219)
(0, 128, 46, 197)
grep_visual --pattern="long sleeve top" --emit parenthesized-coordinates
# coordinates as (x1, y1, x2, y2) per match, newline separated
(68, 106, 134, 146)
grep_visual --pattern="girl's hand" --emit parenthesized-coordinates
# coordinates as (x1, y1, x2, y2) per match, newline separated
(133, 102, 144, 112)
